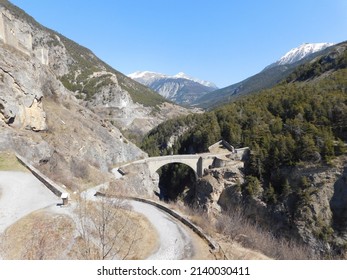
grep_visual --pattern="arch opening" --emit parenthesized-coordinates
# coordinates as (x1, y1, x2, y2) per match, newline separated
(155, 163, 197, 202)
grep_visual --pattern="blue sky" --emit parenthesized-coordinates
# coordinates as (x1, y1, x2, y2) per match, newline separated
(9, 0, 347, 88)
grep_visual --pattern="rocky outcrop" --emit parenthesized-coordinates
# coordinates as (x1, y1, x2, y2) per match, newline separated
(191, 155, 347, 256)
(186, 162, 245, 215)
(0, 2, 147, 189)
(0, 1, 191, 140)
(0, 45, 49, 131)
(331, 167, 347, 232)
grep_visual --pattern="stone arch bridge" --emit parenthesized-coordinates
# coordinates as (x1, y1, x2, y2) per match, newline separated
(134, 154, 215, 178)
(118, 147, 249, 178)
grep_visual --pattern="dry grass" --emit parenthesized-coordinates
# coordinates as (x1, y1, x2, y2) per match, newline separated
(215, 208, 318, 260)
(216, 234, 270, 260)
(165, 201, 215, 236)
(0, 151, 28, 172)
(0, 199, 158, 260)
(162, 201, 316, 260)
(0, 191, 158, 260)
(0, 211, 75, 259)
(122, 208, 159, 259)
(69, 196, 158, 260)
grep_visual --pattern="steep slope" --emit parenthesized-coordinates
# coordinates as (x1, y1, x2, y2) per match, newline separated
(285, 41, 347, 82)
(0, 0, 160, 189)
(0, 0, 192, 138)
(129, 71, 217, 105)
(141, 43, 347, 257)
(266, 42, 334, 68)
(195, 42, 336, 109)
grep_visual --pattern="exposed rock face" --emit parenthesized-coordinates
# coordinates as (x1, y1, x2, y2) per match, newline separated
(0, 45, 49, 131)
(191, 155, 347, 256)
(187, 162, 245, 215)
(114, 162, 160, 198)
(331, 167, 347, 232)
(0, 2, 147, 188)
(0, 1, 191, 141)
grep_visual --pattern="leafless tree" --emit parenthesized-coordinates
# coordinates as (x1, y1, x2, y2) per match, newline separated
(75, 193, 141, 260)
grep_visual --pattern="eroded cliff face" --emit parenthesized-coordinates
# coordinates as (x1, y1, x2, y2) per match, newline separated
(1, 44, 48, 131)
(191, 155, 347, 256)
(0, 2, 191, 140)
(0, 4, 146, 188)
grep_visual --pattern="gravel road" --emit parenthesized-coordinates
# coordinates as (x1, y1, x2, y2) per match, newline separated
(0, 172, 196, 260)
(83, 187, 196, 259)
(0, 171, 59, 234)
(129, 200, 194, 260)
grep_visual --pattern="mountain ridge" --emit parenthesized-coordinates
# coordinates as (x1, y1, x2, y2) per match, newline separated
(194, 42, 339, 109)
(128, 70, 217, 105)
(265, 42, 334, 69)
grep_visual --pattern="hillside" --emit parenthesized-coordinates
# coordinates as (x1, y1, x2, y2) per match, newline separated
(0, 0, 191, 188)
(195, 42, 337, 109)
(0, 0, 193, 139)
(141, 44, 347, 257)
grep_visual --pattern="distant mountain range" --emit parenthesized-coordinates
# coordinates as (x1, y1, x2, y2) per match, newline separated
(194, 42, 335, 108)
(129, 43, 335, 108)
(128, 71, 218, 106)
(266, 42, 334, 69)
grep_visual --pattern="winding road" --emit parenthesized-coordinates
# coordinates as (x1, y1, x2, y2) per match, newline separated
(0, 171, 59, 234)
(0, 171, 197, 259)
(129, 200, 194, 259)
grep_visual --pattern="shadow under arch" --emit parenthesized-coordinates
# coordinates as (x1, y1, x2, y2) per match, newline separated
(155, 162, 197, 202)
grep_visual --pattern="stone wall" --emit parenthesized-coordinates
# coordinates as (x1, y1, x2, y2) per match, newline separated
(15, 153, 66, 197)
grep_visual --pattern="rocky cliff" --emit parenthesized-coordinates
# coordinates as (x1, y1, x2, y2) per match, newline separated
(0, 1, 158, 188)
(190, 155, 347, 257)
(0, 1, 191, 138)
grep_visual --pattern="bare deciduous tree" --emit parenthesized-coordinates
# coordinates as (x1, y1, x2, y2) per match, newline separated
(75, 193, 141, 260)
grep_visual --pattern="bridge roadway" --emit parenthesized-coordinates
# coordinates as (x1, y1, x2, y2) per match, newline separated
(119, 152, 233, 178)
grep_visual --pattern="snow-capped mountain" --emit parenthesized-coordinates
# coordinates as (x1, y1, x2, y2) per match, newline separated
(173, 72, 218, 88)
(268, 43, 334, 68)
(195, 42, 337, 108)
(128, 71, 218, 105)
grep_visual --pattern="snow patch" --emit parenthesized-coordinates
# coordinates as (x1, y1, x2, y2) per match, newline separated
(277, 42, 335, 65)
(128, 71, 217, 89)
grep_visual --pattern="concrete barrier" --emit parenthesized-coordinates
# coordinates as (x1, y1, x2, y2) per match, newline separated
(131, 197, 220, 251)
(15, 153, 66, 197)
(94, 191, 224, 257)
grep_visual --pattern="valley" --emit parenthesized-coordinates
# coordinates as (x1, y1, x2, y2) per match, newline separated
(1, 0, 347, 260)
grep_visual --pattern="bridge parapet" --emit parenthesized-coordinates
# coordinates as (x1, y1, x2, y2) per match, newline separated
(117, 148, 249, 179)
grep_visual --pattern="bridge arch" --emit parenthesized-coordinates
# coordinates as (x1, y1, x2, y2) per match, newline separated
(148, 160, 198, 179)
(154, 161, 198, 201)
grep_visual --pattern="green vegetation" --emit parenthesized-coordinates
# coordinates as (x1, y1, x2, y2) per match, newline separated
(117, 74, 167, 107)
(158, 163, 196, 201)
(0, 0, 165, 107)
(286, 42, 347, 82)
(196, 42, 347, 109)
(142, 112, 221, 156)
(196, 64, 295, 108)
(58, 34, 166, 107)
(142, 68, 347, 202)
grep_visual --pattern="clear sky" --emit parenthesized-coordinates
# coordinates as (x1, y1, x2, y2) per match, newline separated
(8, 0, 347, 88)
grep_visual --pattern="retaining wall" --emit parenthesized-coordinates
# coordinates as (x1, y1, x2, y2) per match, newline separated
(15, 153, 66, 197)
(95, 192, 223, 255)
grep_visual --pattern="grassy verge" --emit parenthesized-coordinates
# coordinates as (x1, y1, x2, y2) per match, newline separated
(0, 152, 28, 172)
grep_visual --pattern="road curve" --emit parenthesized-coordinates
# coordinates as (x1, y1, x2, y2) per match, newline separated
(0, 172, 197, 260)
(84, 187, 196, 259)
(0, 171, 59, 234)
(129, 200, 194, 260)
